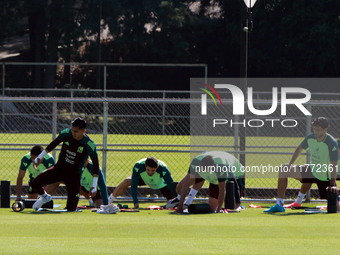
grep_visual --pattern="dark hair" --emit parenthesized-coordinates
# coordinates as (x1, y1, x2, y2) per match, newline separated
(312, 117, 328, 129)
(72, 117, 87, 129)
(31, 145, 44, 156)
(337, 139, 340, 149)
(200, 155, 215, 167)
(145, 157, 158, 168)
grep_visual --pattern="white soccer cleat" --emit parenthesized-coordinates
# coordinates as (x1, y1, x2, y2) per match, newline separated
(97, 203, 120, 214)
(165, 197, 180, 209)
(32, 194, 52, 210)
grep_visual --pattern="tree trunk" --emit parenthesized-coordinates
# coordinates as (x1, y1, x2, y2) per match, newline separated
(28, 9, 46, 88)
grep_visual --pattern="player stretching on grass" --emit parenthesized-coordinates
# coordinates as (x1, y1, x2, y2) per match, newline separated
(16, 145, 59, 201)
(264, 117, 339, 213)
(167, 151, 243, 214)
(99, 157, 174, 214)
(80, 159, 109, 208)
(30, 118, 102, 211)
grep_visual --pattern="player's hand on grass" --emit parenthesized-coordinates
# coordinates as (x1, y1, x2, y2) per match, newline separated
(89, 187, 97, 198)
(134, 203, 139, 209)
(175, 205, 183, 214)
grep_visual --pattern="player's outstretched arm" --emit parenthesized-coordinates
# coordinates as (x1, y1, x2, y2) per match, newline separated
(176, 174, 191, 213)
(217, 181, 226, 212)
(16, 170, 26, 201)
(89, 174, 99, 198)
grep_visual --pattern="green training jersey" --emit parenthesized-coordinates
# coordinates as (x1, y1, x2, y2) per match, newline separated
(131, 158, 173, 204)
(301, 133, 339, 181)
(188, 151, 243, 185)
(19, 153, 55, 181)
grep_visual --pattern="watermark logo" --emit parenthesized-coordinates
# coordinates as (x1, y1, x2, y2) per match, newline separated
(197, 82, 222, 114)
(200, 84, 311, 116)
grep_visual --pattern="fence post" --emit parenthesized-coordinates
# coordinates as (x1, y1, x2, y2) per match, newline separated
(52, 102, 57, 160)
(104, 65, 107, 98)
(305, 104, 312, 203)
(102, 102, 108, 180)
(162, 91, 165, 135)
(234, 115, 239, 159)
(70, 90, 74, 120)
(2, 63, 5, 130)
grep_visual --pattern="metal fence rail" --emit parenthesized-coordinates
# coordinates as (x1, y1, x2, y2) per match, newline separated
(1, 95, 340, 200)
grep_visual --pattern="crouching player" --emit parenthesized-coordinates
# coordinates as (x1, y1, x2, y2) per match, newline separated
(16, 145, 59, 201)
(99, 157, 174, 214)
(80, 159, 109, 208)
(167, 151, 243, 213)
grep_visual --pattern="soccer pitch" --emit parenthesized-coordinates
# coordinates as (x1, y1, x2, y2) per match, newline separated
(0, 200, 338, 255)
(0, 133, 309, 189)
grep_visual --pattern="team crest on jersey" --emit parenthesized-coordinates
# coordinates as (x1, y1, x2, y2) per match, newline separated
(77, 146, 84, 153)
(65, 141, 69, 146)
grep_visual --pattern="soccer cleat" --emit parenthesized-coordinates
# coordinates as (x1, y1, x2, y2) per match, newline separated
(165, 198, 180, 209)
(284, 202, 301, 208)
(97, 209, 117, 214)
(263, 204, 285, 213)
(32, 194, 52, 210)
(97, 203, 120, 214)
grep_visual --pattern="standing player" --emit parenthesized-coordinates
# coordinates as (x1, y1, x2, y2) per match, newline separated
(99, 157, 174, 213)
(16, 145, 58, 201)
(168, 151, 243, 214)
(80, 159, 109, 208)
(264, 117, 338, 213)
(30, 118, 100, 211)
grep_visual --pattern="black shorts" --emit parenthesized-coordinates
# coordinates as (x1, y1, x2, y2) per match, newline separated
(194, 177, 220, 199)
(80, 186, 102, 202)
(138, 178, 173, 200)
(300, 166, 331, 199)
(195, 177, 241, 204)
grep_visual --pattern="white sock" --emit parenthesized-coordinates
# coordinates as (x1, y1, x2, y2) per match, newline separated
(276, 198, 284, 207)
(88, 198, 94, 204)
(184, 188, 198, 205)
(42, 192, 49, 198)
(295, 192, 305, 205)
(109, 194, 115, 203)
(177, 194, 181, 200)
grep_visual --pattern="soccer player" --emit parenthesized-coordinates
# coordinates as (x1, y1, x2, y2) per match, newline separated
(80, 159, 109, 208)
(168, 151, 243, 214)
(100, 157, 174, 213)
(264, 117, 338, 213)
(30, 117, 100, 211)
(16, 145, 58, 201)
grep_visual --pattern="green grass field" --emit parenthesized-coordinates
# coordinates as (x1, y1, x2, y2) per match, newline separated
(0, 133, 320, 189)
(0, 200, 338, 254)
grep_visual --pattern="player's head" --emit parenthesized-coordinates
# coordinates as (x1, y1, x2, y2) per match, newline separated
(30, 145, 44, 162)
(312, 117, 328, 138)
(71, 117, 86, 140)
(145, 157, 159, 176)
(200, 155, 214, 168)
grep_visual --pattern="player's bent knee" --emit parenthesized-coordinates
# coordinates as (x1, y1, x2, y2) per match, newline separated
(124, 178, 132, 186)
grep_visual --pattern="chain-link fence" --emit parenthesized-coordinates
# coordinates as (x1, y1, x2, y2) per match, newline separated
(1, 92, 340, 200)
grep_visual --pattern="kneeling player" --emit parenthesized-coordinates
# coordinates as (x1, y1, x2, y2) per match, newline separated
(80, 159, 109, 208)
(168, 151, 243, 213)
(101, 157, 174, 213)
